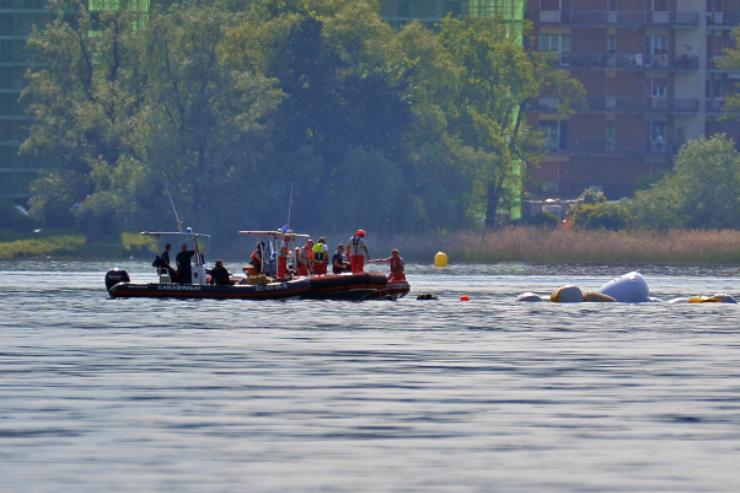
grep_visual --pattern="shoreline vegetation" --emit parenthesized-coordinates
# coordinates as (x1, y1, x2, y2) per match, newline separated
(1, 228, 739, 265)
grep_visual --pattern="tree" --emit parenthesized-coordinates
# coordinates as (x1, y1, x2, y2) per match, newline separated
(436, 17, 584, 228)
(21, 0, 145, 236)
(630, 135, 740, 229)
(718, 27, 740, 121)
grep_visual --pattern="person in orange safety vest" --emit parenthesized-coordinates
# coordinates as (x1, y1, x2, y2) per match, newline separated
(370, 249, 405, 281)
(296, 239, 314, 276)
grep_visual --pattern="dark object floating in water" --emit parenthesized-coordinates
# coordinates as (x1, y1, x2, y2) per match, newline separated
(416, 293, 438, 301)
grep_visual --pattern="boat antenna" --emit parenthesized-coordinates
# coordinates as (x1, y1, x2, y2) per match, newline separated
(286, 183, 294, 231)
(165, 185, 184, 233)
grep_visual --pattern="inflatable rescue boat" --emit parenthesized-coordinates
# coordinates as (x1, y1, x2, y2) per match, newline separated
(105, 269, 310, 300)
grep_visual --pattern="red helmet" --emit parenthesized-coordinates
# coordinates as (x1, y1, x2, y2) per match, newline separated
(355, 229, 366, 237)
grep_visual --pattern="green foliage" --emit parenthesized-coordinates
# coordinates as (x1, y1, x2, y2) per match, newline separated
(0, 235, 86, 259)
(121, 231, 157, 254)
(718, 27, 740, 121)
(630, 135, 740, 229)
(570, 202, 632, 230)
(0, 201, 35, 231)
(523, 211, 559, 228)
(576, 186, 607, 205)
(21, 0, 583, 238)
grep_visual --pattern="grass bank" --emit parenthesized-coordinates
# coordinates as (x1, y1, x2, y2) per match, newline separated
(0, 230, 156, 260)
(1, 227, 739, 264)
(378, 228, 740, 264)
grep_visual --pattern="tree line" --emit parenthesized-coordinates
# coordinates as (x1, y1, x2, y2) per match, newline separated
(20, 0, 582, 239)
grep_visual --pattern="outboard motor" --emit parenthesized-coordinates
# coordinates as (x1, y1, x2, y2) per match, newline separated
(105, 268, 130, 293)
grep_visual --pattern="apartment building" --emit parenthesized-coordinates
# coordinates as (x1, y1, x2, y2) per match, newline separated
(528, 0, 740, 198)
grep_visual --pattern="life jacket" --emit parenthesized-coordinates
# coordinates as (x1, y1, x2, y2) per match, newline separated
(250, 250, 261, 266)
(313, 243, 327, 262)
(350, 235, 365, 256)
(304, 245, 314, 262)
(390, 255, 404, 275)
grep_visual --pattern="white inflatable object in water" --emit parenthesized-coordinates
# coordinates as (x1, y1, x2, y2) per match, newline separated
(600, 272, 649, 303)
(516, 292, 543, 302)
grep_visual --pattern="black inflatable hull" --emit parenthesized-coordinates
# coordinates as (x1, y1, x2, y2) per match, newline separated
(108, 278, 310, 300)
(302, 272, 388, 301)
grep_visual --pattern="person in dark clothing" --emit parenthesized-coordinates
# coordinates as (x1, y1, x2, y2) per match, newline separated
(152, 243, 178, 282)
(161, 243, 172, 267)
(332, 244, 351, 274)
(210, 260, 232, 286)
(176, 243, 195, 284)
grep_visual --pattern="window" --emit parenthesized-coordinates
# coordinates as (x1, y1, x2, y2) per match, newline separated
(650, 121, 667, 152)
(443, 1, 461, 17)
(651, 79, 667, 98)
(541, 0, 561, 10)
(606, 122, 616, 151)
(539, 33, 571, 65)
(397, 0, 411, 17)
(646, 35, 668, 55)
(540, 120, 569, 151)
(608, 35, 617, 53)
(651, 0, 668, 12)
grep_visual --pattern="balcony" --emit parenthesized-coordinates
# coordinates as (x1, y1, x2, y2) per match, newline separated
(646, 98, 699, 114)
(539, 9, 699, 28)
(708, 56, 740, 75)
(707, 12, 740, 26)
(562, 141, 676, 156)
(706, 98, 726, 115)
(564, 52, 698, 71)
(532, 96, 698, 115)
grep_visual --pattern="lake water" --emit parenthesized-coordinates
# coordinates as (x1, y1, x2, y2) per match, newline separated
(1, 260, 739, 492)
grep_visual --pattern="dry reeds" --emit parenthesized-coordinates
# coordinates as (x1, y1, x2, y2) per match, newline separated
(376, 228, 740, 264)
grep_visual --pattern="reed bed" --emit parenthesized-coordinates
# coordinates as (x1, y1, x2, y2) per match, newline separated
(0, 235, 86, 259)
(376, 228, 740, 265)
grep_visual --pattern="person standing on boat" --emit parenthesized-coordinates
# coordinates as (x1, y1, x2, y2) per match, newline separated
(277, 235, 290, 280)
(296, 238, 314, 276)
(249, 243, 263, 275)
(312, 237, 329, 275)
(332, 244, 351, 274)
(176, 243, 196, 284)
(347, 229, 369, 274)
(210, 260, 232, 286)
(370, 249, 405, 281)
(161, 243, 172, 267)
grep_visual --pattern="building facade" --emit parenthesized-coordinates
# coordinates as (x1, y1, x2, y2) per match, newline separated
(0, 0, 150, 204)
(0, 0, 49, 203)
(528, 0, 740, 198)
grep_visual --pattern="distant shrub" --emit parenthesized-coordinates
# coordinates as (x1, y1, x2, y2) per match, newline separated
(576, 186, 607, 205)
(571, 202, 632, 230)
(524, 211, 559, 228)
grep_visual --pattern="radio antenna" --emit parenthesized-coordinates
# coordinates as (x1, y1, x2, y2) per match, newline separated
(165, 185, 184, 233)
(286, 183, 294, 231)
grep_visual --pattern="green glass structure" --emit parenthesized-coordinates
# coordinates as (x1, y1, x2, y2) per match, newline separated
(0, 0, 150, 203)
(380, 0, 526, 219)
(0, 0, 50, 202)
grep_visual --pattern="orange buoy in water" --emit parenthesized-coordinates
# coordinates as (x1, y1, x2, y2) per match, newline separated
(460, 295, 470, 302)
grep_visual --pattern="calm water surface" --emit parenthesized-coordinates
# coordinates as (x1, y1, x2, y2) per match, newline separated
(1, 260, 739, 492)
